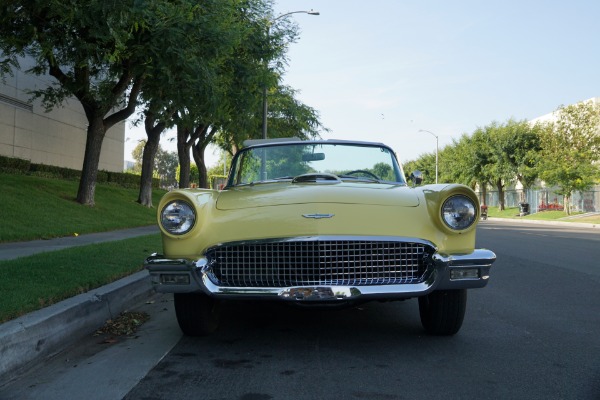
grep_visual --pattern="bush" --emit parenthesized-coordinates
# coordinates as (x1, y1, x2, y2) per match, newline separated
(107, 171, 142, 188)
(29, 164, 80, 180)
(0, 155, 157, 189)
(0, 155, 31, 173)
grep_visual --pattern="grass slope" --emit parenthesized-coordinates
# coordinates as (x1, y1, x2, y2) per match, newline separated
(0, 173, 165, 242)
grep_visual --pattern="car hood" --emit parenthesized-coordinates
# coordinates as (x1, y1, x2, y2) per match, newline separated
(216, 182, 420, 210)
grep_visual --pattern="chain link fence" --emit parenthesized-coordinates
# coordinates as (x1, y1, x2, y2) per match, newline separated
(477, 186, 599, 214)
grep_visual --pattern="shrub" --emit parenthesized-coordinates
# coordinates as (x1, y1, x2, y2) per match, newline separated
(0, 155, 31, 173)
(0, 155, 155, 189)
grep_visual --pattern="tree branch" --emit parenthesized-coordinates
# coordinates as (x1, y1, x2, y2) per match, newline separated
(104, 75, 143, 130)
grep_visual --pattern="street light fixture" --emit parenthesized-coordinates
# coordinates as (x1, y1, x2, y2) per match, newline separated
(418, 129, 439, 184)
(262, 10, 320, 140)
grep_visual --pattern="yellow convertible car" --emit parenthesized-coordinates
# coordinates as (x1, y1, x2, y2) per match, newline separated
(145, 139, 496, 336)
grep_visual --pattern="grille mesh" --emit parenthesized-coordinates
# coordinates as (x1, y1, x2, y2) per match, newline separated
(206, 240, 432, 288)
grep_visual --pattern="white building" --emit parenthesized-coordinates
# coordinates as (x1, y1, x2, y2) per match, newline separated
(0, 57, 125, 172)
(530, 97, 600, 125)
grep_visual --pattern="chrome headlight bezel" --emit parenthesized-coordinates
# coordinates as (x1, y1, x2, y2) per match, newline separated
(160, 200, 196, 235)
(441, 195, 477, 231)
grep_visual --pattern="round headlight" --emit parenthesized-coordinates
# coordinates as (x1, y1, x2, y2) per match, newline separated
(441, 195, 476, 230)
(160, 200, 196, 235)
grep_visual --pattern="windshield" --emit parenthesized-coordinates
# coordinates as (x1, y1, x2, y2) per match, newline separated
(228, 142, 406, 186)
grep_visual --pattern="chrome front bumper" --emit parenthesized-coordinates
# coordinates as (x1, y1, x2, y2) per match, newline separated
(145, 248, 496, 302)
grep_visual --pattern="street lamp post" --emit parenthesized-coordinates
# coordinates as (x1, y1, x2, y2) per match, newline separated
(262, 10, 319, 140)
(419, 129, 439, 184)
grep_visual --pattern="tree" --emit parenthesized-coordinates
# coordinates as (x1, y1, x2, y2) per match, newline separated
(507, 121, 543, 196)
(131, 141, 146, 173)
(130, 140, 177, 187)
(0, 0, 216, 205)
(177, 2, 326, 189)
(169, 0, 278, 189)
(262, 85, 326, 140)
(538, 101, 600, 214)
(134, 0, 245, 194)
(155, 148, 178, 188)
(137, 112, 166, 206)
(444, 132, 495, 205)
(483, 123, 513, 211)
(403, 153, 436, 184)
(439, 135, 478, 188)
(176, 163, 199, 185)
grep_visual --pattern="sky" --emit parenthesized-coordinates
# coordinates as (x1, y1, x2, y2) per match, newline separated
(124, 0, 600, 166)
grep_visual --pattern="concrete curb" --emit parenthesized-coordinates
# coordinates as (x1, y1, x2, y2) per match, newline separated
(486, 217, 599, 229)
(0, 271, 155, 384)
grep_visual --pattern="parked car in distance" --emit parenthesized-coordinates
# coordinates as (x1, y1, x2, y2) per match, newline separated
(145, 139, 496, 336)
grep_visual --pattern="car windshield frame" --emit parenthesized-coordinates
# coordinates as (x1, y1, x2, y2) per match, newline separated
(226, 140, 407, 187)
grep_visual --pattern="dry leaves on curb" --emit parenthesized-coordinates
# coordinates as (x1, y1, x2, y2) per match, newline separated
(94, 311, 150, 340)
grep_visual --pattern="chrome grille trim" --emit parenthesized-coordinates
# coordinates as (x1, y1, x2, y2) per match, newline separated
(205, 237, 434, 288)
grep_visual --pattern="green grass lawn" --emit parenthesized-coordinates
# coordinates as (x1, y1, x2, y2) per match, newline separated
(0, 172, 167, 322)
(0, 173, 166, 242)
(0, 234, 162, 323)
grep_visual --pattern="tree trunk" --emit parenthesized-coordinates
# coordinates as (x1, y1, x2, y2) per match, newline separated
(76, 116, 106, 206)
(496, 178, 505, 211)
(480, 183, 488, 206)
(137, 116, 164, 207)
(564, 193, 572, 215)
(177, 125, 191, 188)
(191, 126, 214, 189)
(192, 142, 209, 189)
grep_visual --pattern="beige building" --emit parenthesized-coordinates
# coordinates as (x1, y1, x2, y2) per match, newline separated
(0, 57, 125, 172)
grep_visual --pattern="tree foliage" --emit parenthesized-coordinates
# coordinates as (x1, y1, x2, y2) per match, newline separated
(0, 0, 197, 205)
(1, 0, 327, 199)
(403, 152, 436, 184)
(537, 101, 600, 214)
(173, 2, 326, 189)
(405, 119, 543, 209)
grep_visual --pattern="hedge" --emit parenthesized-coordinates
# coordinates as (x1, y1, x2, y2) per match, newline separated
(0, 155, 158, 188)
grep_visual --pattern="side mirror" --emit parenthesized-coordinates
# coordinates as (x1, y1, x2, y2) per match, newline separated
(409, 170, 423, 186)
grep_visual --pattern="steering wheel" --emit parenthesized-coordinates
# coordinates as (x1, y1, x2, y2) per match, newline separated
(344, 170, 380, 180)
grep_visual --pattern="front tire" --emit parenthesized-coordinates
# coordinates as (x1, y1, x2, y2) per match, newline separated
(174, 293, 220, 336)
(418, 289, 467, 336)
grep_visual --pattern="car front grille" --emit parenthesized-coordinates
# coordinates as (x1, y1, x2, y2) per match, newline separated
(205, 239, 433, 288)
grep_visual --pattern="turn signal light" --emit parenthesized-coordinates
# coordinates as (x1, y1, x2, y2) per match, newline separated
(160, 274, 190, 285)
(450, 268, 479, 280)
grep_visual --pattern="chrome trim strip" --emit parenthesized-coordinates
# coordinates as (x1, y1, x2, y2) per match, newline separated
(199, 270, 439, 301)
(206, 235, 437, 249)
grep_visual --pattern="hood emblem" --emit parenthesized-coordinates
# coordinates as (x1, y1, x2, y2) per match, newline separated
(302, 213, 335, 219)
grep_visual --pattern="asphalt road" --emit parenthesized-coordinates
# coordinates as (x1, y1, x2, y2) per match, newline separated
(2, 220, 599, 400)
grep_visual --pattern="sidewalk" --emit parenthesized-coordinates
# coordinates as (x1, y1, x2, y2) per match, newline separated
(0, 226, 159, 384)
(0, 225, 159, 261)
